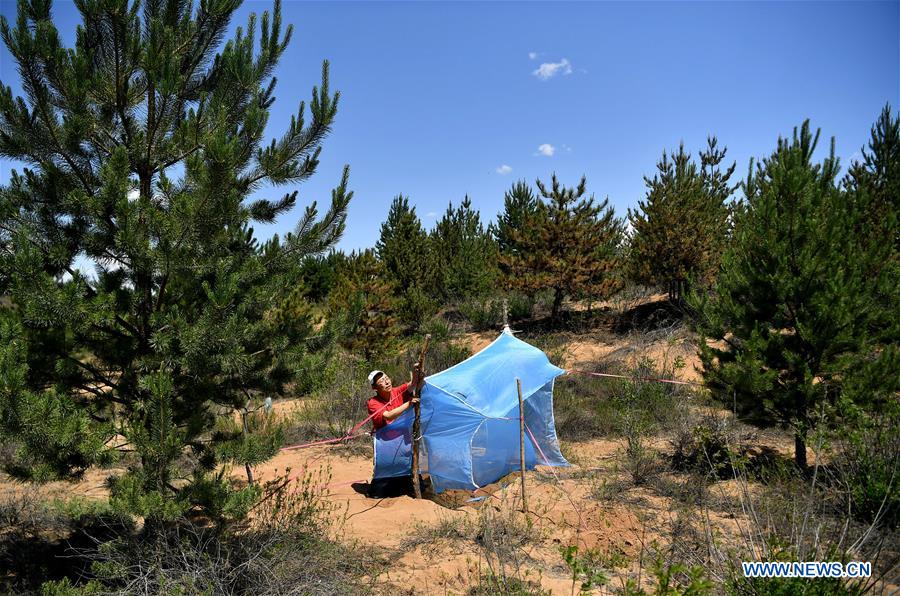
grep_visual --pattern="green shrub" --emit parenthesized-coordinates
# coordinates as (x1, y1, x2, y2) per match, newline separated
(459, 298, 502, 331)
(670, 419, 739, 479)
(610, 358, 692, 437)
(421, 316, 453, 343)
(292, 345, 342, 396)
(622, 550, 713, 595)
(38, 470, 371, 595)
(560, 545, 610, 594)
(554, 372, 620, 440)
(622, 433, 662, 486)
(416, 338, 471, 373)
(468, 573, 549, 595)
(0, 493, 134, 594)
(507, 293, 535, 321)
(838, 419, 899, 529)
(396, 286, 439, 331)
(39, 578, 103, 596)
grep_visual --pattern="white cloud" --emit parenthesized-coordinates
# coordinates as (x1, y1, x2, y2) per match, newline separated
(536, 144, 555, 157)
(528, 52, 537, 60)
(425, 211, 438, 218)
(496, 164, 513, 174)
(532, 58, 572, 80)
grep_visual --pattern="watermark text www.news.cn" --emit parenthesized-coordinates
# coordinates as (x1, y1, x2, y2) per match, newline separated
(741, 561, 871, 578)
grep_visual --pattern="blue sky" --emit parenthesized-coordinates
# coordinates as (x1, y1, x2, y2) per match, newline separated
(1, 1, 898, 253)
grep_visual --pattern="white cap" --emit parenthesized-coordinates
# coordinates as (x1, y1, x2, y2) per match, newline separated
(367, 370, 385, 387)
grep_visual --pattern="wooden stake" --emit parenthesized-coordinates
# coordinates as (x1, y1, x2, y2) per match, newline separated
(516, 378, 527, 513)
(411, 334, 432, 499)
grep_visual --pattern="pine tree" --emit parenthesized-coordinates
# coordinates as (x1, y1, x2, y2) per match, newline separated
(429, 195, 498, 301)
(845, 103, 900, 258)
(0, 0, 350, 525)
(690, 121, 897, 468)
(840, 104, 900, 425)
(299, 249, 348, 303)
(375, 194, 435, 329)
(327, 250, 397, 361)
(628, 139, 735, 302)
(495, 180, 539, 256)
(700, 137, 738, 256)
(502, 175, 623, 321)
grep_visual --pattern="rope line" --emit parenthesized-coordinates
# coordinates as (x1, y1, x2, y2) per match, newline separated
(280, 399, 392, 452)
(566, 368, 704, 387)
(279, 369, 701, 453)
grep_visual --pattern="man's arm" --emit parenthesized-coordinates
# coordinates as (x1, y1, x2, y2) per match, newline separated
(382, 399, 415, 423)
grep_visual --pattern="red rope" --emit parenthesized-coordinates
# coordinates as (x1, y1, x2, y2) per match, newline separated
(280, 368, 701, 455)
(280, 399, 392, 452)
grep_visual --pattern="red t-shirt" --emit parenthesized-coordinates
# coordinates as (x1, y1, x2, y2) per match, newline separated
(367, 382, 411, 430)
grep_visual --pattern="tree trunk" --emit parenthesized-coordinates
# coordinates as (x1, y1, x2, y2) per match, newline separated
(241, 402, 254, 485)
(794, 433, 808, 469)
(551, 288, 563, 321)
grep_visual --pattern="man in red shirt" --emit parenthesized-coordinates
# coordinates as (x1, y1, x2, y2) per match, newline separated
(366, 365, 423, 430)
(365, 365, 424, 498)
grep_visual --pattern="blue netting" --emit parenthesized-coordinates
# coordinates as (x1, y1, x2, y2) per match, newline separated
(372, 330, 569, 493)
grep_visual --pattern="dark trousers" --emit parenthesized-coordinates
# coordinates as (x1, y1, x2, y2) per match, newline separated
(366, 475, 427, 498)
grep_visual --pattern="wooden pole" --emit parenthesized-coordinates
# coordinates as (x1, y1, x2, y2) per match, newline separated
(411, 334, 432, 499)
(516, 378, 527, 513)
(502, 298, 509, 329)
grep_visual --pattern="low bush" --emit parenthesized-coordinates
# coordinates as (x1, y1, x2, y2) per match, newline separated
(622, 433, 662, 487)
(38, 469, 372, 595)
(282, 351, 372, 448)
(507, 293, 535, 322)
(0, 493, 134, 594)
(833, 416, 899, 529)
(670, 416, 741, 480)
(553, 373, 620, 440)
(467, 572, 548, 596)
(560, 544, 612, 594)
(659, 442, 898, 595)
(459, 298, 503, 332)
(621, 549, 713, 595)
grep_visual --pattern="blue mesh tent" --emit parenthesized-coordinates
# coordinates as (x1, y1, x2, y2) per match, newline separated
(372, 329, 569, 493)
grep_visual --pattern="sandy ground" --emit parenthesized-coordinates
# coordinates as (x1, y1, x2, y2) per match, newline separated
(249, 438, 665, 595)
